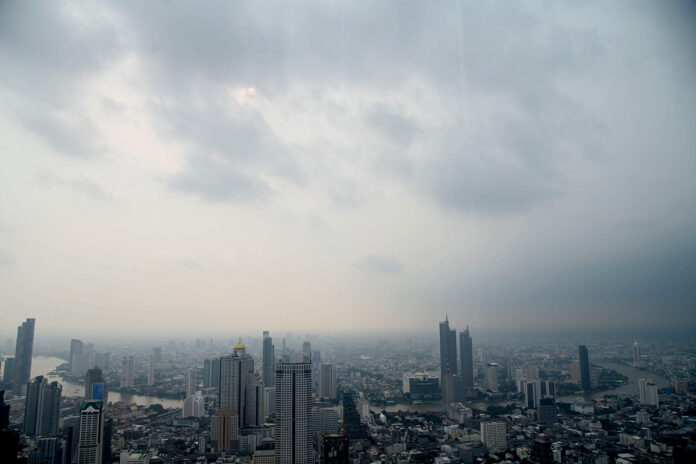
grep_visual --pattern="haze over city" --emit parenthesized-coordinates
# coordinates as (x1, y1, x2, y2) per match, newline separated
(1, 1, 695, 336)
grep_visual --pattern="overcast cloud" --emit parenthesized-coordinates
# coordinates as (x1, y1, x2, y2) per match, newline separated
(0, 0, 694, 334)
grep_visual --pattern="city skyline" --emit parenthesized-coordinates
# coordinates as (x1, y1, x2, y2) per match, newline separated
(1, 1, 695, 333)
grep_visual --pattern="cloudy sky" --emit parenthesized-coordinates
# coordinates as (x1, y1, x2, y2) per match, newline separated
(1, 1, 694, 335)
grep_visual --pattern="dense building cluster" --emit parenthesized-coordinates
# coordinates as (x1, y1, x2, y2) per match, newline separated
(0, 317, 694, 463)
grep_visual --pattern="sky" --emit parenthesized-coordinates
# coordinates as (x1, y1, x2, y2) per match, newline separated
(0, 1, 695, 336)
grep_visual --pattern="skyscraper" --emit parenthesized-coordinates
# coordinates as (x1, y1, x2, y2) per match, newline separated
(439, 317, 458, 399)
(12, 318, 35, 395)
(24, 376, 62, 436)
(70, 339, 84, 370)
(185, 368, 196, 396)
(302, 342, 312, 362)
(638, 378, 659, 406)
(120, 357, 134, 389)
(632, 341, 641, 366)
(147, 356, 155, 386)
(263, 331, 275, 388)
(152, 347, 162, 363)
(319, 363, 337, 400)
(578, 345, 590, 391)
(486, 363, 499, 392)
(29, 437, 63, 464)
(77, 400, 104, 464)
(85, 367, 107, 407)
(204, 357, 221, 389)
(275, 360, 312, 464)
(215, 343, 255, 451)
(245, 372, 265, 427)
(459, 327, 474, 393)
(480, 421, 507, 452)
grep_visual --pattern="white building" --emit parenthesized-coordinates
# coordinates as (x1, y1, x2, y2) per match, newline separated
(638, 378, 659, 406)
(185, 368, 196, 397)
(183, 391, 205, 418)
(77, 400, 104, 464)
(480, 421, 506, 452)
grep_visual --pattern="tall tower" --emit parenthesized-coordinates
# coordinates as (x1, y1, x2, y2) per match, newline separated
(24, 376, 62, 436)
(275, 361, 312, 464)
(77, 400, 104, 464)
(319, 363, 337, 400)
(120, 357, 134, 388)
(216, 343, 255, 450)
(12, 318, 35, 394)
(85, 367, 108, 406)
(185, 368, 196, 396)
(439, 316, 458, 400)
(459, 327, 474, 393)
(632, 341, 641, 366)
(263, 331, 275, 388)
(70, 339, 84, 370)
(578, 346, 590, 391)
(302, 342, 312, 362)
(147, 356, 155, 386)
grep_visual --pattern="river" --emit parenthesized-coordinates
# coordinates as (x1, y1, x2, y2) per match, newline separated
(30, 356, 183, 409)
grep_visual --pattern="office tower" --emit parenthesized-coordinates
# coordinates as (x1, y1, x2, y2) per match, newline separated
(70, 339, 84, 370)
(263, 331, 275, 388)
(77, 400, 104, 464)
(264, 387, 276, 419)
(12, 318, 35, 394)
(183, 391, 205, 418)
(120, 357, 134, 388)
(638, 379, 659, 406)
(632, 341, 641, 366)
(486, 363, 499, 392)
(245, 372, 265, 427)
(318, 432, 349, 464)
(3, 358, 14, 384)
(523, 380, 541, 409)
(185, 368, 196, 396)
(540, 381, 555, 398)
(147, 356, 155, 386)
(24, 376, 62, 436)
(0, 390, 10, 429)
(570, 360, 581, 383)
(319, 363, 337, 400)
(28, 437, 63, 464)
(102, 418, 112, 463)
(439, 316, 458, 400)
(302, 342, 312, 362)
(216, 343, 254, 450)
(312, 351, 321, 366)
(275, 361, 312, 464)
(204, 357, 221, 389)
(152, 347, 162, 363)
(459, 327, 474, 393)
(480, 421, 507, 452)
(85, 367, 108, 406)
(537, 397, 557, 424)
(578, 345, 591, 390)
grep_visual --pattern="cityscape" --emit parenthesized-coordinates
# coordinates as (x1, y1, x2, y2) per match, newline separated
(1, 1, 695, 464)
(0, 317, 695, 463)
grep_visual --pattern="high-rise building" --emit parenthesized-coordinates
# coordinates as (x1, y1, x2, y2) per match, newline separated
(28, 437, 63, 464)
(537, 397, 557, 424)
(183, 391, 205, 418)
(152, 347, 162, 363)
(12, 318, 35, 394)
(24, 376, 61, 436)
(245, 372, 265, 427)
(77, 400, 104, 464)
(638, 378, 659, 406)
(486, 363, 499, 392)
(263, 331, 275, 388)
(480, 421, 507, 452)
(85, 367, 108, 407)
(632, 341, 641, 366)
(185, 368, 196, 396)
(275, 361, 312, 464)
(523, 380, 541, 409)
(439, 317, 458, 382)
(204, 357, 221, 389)
(459, 327, 474, 393)
(3, 358, 14, 385)
(578, 345, 591, 390)
(319, 363, 337, 400)
(302, 342, 312, 362)
(147, 356, 155, 386)
(220, 344, 254, 425)
(120, 357, 134, 388)
(70, 339, 84, 370)
(318, 432, 349, 464)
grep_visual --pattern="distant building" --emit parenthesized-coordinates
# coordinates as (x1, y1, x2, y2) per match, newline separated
(578, 345, 591, 390)
(480, 421, 507, 452)
(12, 318, 35, 394)
(632, 341, 641, 366)
(570, 360, 581, 383)
(319, 363, 337, 400)
(402, 372, 441, 401)
(28, 437, 62, 464)
(152, 347, 162, 363)
(459, 327, 474, 393)
(523, 380, 541, 409)
(302, 342, 312, 362)
(537, 397, 556, 424)
(439, 317, 458, 392)
(263, 331, 275, 388)
(275, 360, 312, 464)
(486, 363, 499, 392)
(70, 339, 84, 371)
(638, 378, 659, 406)
(77, 400, 104, 464)
(203, 357, 220, 389)
(674, 379, 688, 395)
(119, 451, 152, 464)
(183, 391, 204, 418)
(24, 376, 61, 436)
(120, 357, 134, 388)
(147, 356, 155, 386)
(185, 368, 196, 396)
(85, 367, 108, 407)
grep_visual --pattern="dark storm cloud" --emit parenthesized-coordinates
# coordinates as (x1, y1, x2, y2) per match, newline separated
(355, 255, 404, 274)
